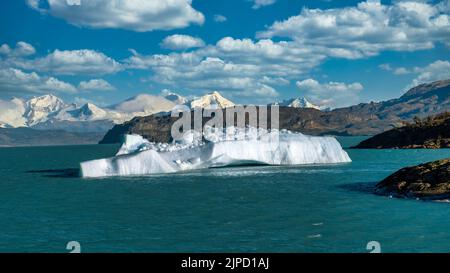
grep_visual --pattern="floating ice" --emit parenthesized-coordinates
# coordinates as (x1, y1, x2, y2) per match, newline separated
(80, 127, 351, 178)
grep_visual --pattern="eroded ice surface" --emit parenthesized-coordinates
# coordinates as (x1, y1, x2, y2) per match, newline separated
(80, 128, 351, 178)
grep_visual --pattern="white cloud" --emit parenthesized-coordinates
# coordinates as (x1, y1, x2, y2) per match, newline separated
(408, 60, 450, 88)
(257, 0, 450, 58)
(126, 51, 282, 101)
(296, 79, 363, 108)
(378, 59, 450, 89)
(393, 67, 411, 75)
(161, 34, 205, 50)
(260, 76, 290, 86)
(22, 49, 122, 75)
(379, 64, 413, 75)
(124, 36, 326, 101)
(213, 37, 324, 74)
(0, 98, 27, 127)
(78, 79, 115, 91)
(27, 0, 205, 32)
(119, 1, 448, 104)
(214, 14, 227, 23)
(379, 63, 392, 71)
(241, 84, 279, 97)
(0, 68, 77, 95)
(0, 42, 36, 57)
(252, 0, 276, 9)
(0, 42, 122, 76)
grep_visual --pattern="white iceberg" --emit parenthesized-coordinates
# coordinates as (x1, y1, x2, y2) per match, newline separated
(80, 128, 351, 178)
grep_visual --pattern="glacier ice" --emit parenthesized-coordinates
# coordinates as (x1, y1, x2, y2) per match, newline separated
(80, 128, 352, 178)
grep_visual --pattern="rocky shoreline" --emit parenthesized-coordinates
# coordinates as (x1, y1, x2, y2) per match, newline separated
(353, 112, 450, 149)
(375, 158, 450, 200)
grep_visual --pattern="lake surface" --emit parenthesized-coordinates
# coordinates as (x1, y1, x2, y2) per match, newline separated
(1, 137, 450, 253)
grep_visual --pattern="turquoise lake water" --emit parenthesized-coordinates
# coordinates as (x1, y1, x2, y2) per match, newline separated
(1, 137, 450, 253)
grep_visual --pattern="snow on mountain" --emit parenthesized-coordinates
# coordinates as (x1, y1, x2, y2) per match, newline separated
(274, 97, 321, 110)
(25, 94, 68, 126)
(0, 91, 236, 131)
(55, 102, 109, 121)
(189, 91, 235, 109)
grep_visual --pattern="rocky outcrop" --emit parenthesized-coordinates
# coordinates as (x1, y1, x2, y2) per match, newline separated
(352, 112, 450, 149)
(375, 158, 450, 200)
(100, 79, 450, 144)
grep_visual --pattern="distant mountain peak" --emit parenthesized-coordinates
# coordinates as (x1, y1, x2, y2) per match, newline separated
(190, 91, 235, 109)
(27, 94, 65, 108)
(25, 94, 68, 126)
(77, 103, 106, 117)
(275, 97, 321, 110)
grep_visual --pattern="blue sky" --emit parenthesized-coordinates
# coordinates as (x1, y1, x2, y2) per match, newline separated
(0, 0, 449, 108)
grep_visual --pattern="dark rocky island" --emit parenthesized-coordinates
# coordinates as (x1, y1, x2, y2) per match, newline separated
(100, 79, 450, 144)
(352, 112, 450, 149)
(375, 158, 450, 200)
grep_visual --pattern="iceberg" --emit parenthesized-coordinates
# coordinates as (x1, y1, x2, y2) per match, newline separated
(80, 128, 351, 178)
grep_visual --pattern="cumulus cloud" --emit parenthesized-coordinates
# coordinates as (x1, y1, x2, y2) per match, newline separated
(238, 84, 279, 97)
(213, 14, 227, 23)
(161, 34, 205, 50)
(0, 42, 36, 57)
(27, 0, 205, 32)
(378, 63, 392, 71)
(124, 36, 328, 101)
(125, 51, 282, 101)
(257, 0, 450, 58)
(393, 67, 411, 75)
(78, 79, 115, 91)
(0, 42, 122, 76)
(378, 59, 450, 89)
(0, 98, 27, 127)
(296, 79, 363, 108)
(252, 0, 276, 9)
(0, 68, 77, 95)
(408, 60, 450, 88)
(20, 49, 122, 75)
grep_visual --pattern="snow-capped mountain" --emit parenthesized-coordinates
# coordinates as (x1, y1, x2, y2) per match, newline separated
(0, 93, 182, 132)
(189, 91, 235, 109)
(273, 97, 321, 110)
(25, 94, 68, 126)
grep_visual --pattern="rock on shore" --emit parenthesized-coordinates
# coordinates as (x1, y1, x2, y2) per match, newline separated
(375, 158, 450, 200)
(353, 112, 450, 149)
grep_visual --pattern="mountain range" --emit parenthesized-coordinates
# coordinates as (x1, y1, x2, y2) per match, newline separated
(100, 79, 450, 144)
(0, 91, 320, 133)
(1, 79, 449, 146)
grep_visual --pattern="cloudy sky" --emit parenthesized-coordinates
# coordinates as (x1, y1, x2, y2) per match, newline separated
(0, 0, 449, 108)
